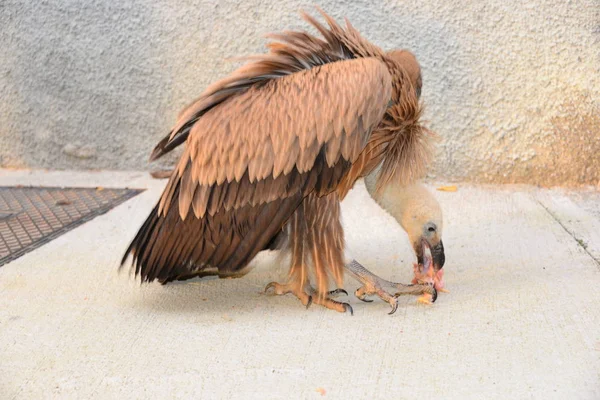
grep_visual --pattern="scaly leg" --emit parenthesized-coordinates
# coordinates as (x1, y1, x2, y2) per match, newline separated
(345, 259, 437, 315)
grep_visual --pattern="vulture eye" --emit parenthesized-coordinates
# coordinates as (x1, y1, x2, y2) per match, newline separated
(424, 223, 437, 234)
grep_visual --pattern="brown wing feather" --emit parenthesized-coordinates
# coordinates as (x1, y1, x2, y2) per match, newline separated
(121, 156, 352, 281)
(149, 9, 389, 163)
(122, 9, 434, 284)
(162, 57, 391, 220)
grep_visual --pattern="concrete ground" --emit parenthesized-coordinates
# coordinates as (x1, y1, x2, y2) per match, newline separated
(0, 169, 598, 399)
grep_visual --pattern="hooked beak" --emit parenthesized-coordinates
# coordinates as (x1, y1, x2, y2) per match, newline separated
(416, 239, 445, 272)
(414, 239, 446, 294)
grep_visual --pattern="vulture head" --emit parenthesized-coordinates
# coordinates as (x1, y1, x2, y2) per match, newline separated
(363, 175, 446, 291)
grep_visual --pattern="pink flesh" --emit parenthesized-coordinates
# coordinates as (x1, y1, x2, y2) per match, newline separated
(434, 269, 445, 290)
(412, 265, 445, 290)
(412, 240, 445, 291)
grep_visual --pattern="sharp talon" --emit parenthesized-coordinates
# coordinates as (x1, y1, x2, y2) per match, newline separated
(306, 295, 313, 309)
(343, 303, 354, 316)
(264, 282, 276, 295)
(354, 287, 373, 302)
(330, 288, 348, 297)
(431, 287, 438, 303)
(388, 299, 399, 315)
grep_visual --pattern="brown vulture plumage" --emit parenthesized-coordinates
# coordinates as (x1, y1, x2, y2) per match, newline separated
(121, 9, 435, 313)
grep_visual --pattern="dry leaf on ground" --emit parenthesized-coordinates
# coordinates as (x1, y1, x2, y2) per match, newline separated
(437, 185, 458, 192)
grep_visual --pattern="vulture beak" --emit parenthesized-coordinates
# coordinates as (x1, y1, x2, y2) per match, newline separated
(416, 238, 445, 272)
(414, 236, 447, 292)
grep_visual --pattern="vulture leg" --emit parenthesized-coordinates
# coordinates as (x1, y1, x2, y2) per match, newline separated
(264, 204, 313, 307)
(265, 193, 353, 314)
(345, 260, 437, 315)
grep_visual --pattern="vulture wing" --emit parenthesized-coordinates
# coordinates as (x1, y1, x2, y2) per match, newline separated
(122, 57, 392, 282)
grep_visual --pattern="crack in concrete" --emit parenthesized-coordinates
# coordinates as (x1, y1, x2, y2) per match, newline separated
(536, 200, 600, 270)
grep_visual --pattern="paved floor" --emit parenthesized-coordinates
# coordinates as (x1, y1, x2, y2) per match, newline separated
(1, 169, 599, 399)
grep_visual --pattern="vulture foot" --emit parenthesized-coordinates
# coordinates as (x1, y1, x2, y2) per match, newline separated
(264, 281, 313, 308)
(313, 297, 353, 315)
(264, 282, 352, 314)
(345, 260, 436, 314)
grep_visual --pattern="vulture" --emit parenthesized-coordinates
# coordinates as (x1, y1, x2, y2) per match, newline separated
(122, 9, 439, 314)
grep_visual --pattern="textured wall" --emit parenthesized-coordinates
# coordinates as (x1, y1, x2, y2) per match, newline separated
(1, 0, 599, 186)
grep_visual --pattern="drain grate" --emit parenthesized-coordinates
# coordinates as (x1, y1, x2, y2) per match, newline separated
(0, 186, 143, 267)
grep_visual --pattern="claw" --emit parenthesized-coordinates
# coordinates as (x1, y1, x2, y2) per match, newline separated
(354, 287, 373, 302)
(388, 298, 399, 315)
(430, 287, 438, 303)
(415, 285, 437, 305)
(305, 295, 313, 309)
(306, 286, 348, 298)
(329, 288, 348, 297)
(343, 303, 354, 316)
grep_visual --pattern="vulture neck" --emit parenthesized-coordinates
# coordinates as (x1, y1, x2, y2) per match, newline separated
(363, 167, 443, 237)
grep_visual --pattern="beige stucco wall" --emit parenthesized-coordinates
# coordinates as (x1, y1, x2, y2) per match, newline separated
(1, 1, 598, 186)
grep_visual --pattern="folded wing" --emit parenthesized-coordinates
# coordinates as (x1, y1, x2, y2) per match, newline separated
(122, 57, 392, 281)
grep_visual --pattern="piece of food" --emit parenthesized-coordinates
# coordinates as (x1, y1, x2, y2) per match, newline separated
(412, 240, 437, 304)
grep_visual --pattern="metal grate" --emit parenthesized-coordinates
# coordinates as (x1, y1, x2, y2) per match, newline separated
(0, 186, 143, 267)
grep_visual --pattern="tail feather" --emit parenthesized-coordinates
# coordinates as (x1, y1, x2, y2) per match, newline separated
(120, 187, 302, 283)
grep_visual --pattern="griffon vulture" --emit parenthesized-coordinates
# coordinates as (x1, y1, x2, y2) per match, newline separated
(122, 9, 437, 314)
